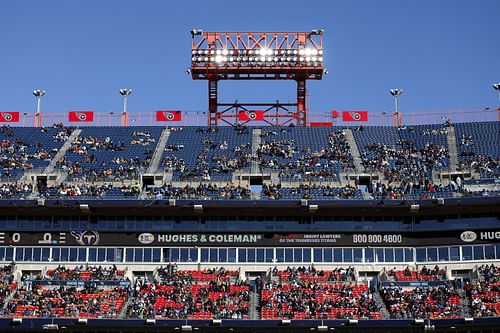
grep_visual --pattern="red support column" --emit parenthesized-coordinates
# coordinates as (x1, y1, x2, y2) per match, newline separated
(34, 112, 42, 128)
(121, 112, 129, 127)
(208, 79, 218, 126)
(297, 80, 307, 126)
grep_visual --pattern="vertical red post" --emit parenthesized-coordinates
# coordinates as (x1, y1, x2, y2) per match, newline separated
(297, 80, 307, 126)
(208, 80, 218, 126)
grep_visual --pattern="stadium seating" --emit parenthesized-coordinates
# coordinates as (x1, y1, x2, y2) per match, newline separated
(162, 126, 252, 182)
(258, 127, 354, 181)
(59, 127, 163, 181)
(454, 122, 499, 179)
(0, 125, 72, 181)
(380, 285, 462, 319)
(387, 266, 447, 282)
(6, 285, 128, 318)
(261, 267, 381, 320)
(127, 265, 250, 319)
(0, 122, 498, 201)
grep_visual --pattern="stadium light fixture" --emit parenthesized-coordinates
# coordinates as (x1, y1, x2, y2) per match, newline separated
(190, 29, 203, 36)
(493, 83, 500, 106)
(33, 89, 45, 115)
(119, 88, 132, 112)
(311, 29, 325, 35)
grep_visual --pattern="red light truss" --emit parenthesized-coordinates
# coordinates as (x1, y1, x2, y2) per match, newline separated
(190, 31, 325, 126)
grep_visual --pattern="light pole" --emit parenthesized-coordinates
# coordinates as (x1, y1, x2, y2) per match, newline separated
(390, 88, 403, 127)
(119, 88, 132, 127)
(33, 89, 45, 128)
(493, 83, 500, 106)
(494, 83, 500, 121)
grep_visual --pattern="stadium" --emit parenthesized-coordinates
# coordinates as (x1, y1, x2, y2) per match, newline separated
(1, 5, 500, 332)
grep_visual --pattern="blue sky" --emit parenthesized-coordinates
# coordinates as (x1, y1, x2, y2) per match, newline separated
(0, 0, 499, 122)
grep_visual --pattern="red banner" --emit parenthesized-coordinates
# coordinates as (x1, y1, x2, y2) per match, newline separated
(342, 111, 368, 122)
(238, 110, 264, 121)
(310, 121, 333, 127)
(156, 111, 182, 122)
(0, 112, 20, 122)
(68, 111, 94, 122)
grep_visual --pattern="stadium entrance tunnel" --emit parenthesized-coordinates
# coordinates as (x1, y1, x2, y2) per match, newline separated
(142, 175, 155, 189)
(36, 175, 47, 192)
(250, 176, 264, 186)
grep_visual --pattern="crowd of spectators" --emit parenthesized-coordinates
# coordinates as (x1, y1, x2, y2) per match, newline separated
(128, 266, 250, 319)
(146, 183, 250, 200)
(5, 285, 128, 318)
(362, 140, 448, 184)
(0, 264, 16, 311)
(387, 266, 447, 282)
(464, 265, 500, 317)
(258, 130, 354, 181)
(131, 131, 156, 146)
(272, 266, 355, 282)
(0, 182, 33, 198)
(41, 182, 140, 198)
(37, 265, 126, 281)
(380, 284, 462, 319)
(262, 183, 360, 200)
(261, 280, 378, 319)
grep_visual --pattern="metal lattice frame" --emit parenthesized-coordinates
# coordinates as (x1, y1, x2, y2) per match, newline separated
(190, 31, 325, 126)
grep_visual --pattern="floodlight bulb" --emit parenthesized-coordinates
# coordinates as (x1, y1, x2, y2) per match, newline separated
(216, 50, 222, 55)
(305, 49, 312, 56)
(299, 49, 305, 55)
(215, 55, 223, 63)
(222, 49, 229, 55)
(318, 50, 323, 55)
(311, 49, 318, 56)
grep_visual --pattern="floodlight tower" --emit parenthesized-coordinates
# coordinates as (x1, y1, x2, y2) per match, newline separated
(190, 30, 325, 126)
(33, 89, 45, 128)
(119, 88, 132, 127)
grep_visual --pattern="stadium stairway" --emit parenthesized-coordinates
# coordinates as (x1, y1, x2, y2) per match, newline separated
(119, 297, 134, 319)
(43, 129, 82, 175)
(343, 128, 364, 172)
(146, 128, 171, 174)
(459, 288, 473, 317)
(446, 126, 460, 171)
(249, 289, 260, 319)
(251, 128, 262, 174)
(373, 290, 391, 319)
(1, 289, 16, 311)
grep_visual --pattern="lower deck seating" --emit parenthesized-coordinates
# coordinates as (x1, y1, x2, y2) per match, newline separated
(6, 286, 128, 318)
(380, 285, 462, 319)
